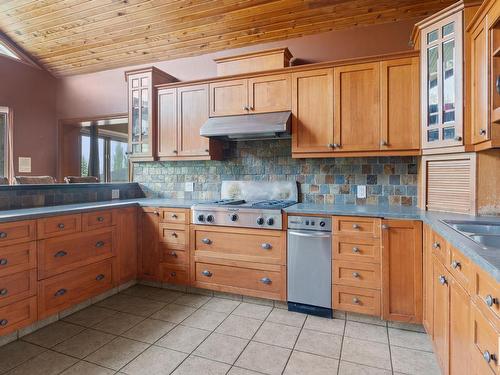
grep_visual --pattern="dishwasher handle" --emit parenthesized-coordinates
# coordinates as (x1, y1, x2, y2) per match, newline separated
(288, 230, 332, 238)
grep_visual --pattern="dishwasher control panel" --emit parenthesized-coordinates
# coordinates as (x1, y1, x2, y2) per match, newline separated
(287, 216, 332, 232)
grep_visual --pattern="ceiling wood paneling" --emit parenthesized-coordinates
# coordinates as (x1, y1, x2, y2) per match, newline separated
(0, 0, 456, 76)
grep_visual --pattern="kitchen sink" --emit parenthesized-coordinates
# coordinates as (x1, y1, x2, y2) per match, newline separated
(442, 220, 500, 250)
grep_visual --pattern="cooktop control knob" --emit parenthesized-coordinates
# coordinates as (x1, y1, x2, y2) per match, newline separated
(230, 214, 238, 222)
(206, 215, 215, 223)
(319, 221, 326, 227)
(266, 217, 274, 226)
(256, 217, 265, 225)
(197, 214, 205, 222)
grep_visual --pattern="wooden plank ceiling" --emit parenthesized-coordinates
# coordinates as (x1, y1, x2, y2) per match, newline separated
(0, 0, 456, 77)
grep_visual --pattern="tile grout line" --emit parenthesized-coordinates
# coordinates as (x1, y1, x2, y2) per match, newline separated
(278, 312, 308, 375)
(336, 314, 348, 375)
(387, 324, 395, 375)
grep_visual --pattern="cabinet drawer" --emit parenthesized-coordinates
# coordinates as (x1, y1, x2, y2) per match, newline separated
(473, 266, 500, 325)
(471, 302, 500, 375)
(333, 285, 381, 316)
(195, 262, 283, 298)
(333, 216, 381, 238)
(430, 231, 450, 266)
(193, 227, 285, 265)
(448, 245, 472, 292)
(159, 224, 187, 249)
(0, 269, 36, 308)
(38, 258, 113, 318)
(0, 220, 36, 246)
(333, 261, 381, 289)
(160, 209, 189, 224)
(160, 264, 189, 285)
(0, 296, 37, 336)
(38, 228, 114, 279)
(37, 214, 82, 239)
(332, 236, 381, 263)
(0, 242, 36, 277)
(82, 210, 113, 231)
(160, 245, 188, 266)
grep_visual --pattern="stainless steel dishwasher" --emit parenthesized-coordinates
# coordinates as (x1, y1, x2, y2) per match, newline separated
(287, 215, 332, 318)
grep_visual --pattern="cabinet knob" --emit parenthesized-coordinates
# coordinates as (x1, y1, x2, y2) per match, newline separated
(202, 238, 212, 245)
(485, 294, 498, 307)
(54, 250, 68, 258)
(381, 224, 389, 230)
(260, 277, 272, 284)
(496, 75, 500, 95)
(58, 223, 65, 229)
(480, 129, 487, 136)
(0, 259, 7, 266)
(333, 143, 341, 148)
(352, 247, 360, 253)
(249, 106, 254, 111)
(0, 319, 8, 326)
(0, 232, 7, 239)
(171, 232, 178, 238)
(95, 241, 105, 248)
(432, 241, 440, 249)
(204, 149, 209, 153)
(167, 251, 177, 257)
(352, 224, 360, 230)
(352, 297, 360, 304)
(243, 106, 249, 111)
(170, 272, 177, 277)
(202, 270, 212, 277)
(0, 288, 8, 296)
(97, 216, 105, 222)
(451, 260, 460, 269)
(352, 272, 360, 278)
(454, 136, 462, 142)
(153, 211, 160, 216)
(438, 275, 447, 285)
(261, 243, 272, 250)
(483, 350, 496, 363)
(54, 288, 67, 297)
(327, 143, 335, 148)
(381, 140, 388, 146)
(171, 214, 178, 219)
(95, 274, 105, 281)
(173, 150, 178, 153)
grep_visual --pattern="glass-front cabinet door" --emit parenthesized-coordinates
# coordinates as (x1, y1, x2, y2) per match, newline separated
(421, 11, 463, 150)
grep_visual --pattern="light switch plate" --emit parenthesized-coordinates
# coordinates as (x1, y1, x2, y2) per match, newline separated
(111, 189, 120, 199)
(185, 182, 194, 192)
(357, 185, 367, 199)
(18, 157, 31, 173)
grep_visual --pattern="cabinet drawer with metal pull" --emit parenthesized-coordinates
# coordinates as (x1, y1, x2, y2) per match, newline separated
(0, 241, 36, 277)
(82, 210, 113, 231)
(472, 265, 500, 325)
(0, 220, 36, 246)
(37, 214, 82, 239)
(160, 243, 188, 266)
(0, 269, 36, 308)
(333, 216, 381, 238)
(192, 226, 285, 265)
(194, 262, 283, 299)
(38, 258, 113, 319)
(159, 209, 189, 224)
(332, 236, 381, 263)
(160, 264, 189, 285)
(333, 285, 381, 317)
(333, 260, 381, 289)
(430, 231, 450, 266)
(0, 296, 37, 336)
(470, 301, 500, 375)
(38, 228, 114, 279)
(159, 224, 187, 249)
(448, 245, 472, 292)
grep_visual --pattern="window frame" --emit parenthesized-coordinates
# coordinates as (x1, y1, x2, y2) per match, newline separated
(0, 107, 13, 183)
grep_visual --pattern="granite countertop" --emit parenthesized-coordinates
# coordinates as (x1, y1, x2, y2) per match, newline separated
(0, 199, 498, 282)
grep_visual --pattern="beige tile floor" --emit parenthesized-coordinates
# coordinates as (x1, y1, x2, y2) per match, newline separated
(0, 285, 441, 375)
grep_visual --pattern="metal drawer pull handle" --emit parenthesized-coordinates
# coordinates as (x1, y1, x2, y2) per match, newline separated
(485, 294, 498, 307)
(58, 223, 65, 229)
(168, 251, 177, 257)
(352, 272, 360, 278)
(154, 211, 160, 216)
(171, 232, 178, 238)
(483, 350, 496, 363)
(260, 277, 272, 284)
(0, 289, 8, 296)
(97, 216, 105, 222)
(202, 270, 212, 277)
(0, 319, 8, 326)
(480, 128, 487, 136)
(170, 272, 176, 277)
(352, 297, 360, 304)
(0, 259, 8, 266)
(202, 238, 212, 245)
(54, 250, 67, 258)
(95, 274, 105, 281)
(261, 243, 272, 250)
(95, 241, 105, 248)
(352, 247, 360, 253)
(432, 241, 440, 249)
(171, 214, 178, 219)
(451, 260, 461, 269)
(381, 224, 389, 230)
(54, 288, 67, 297)
(0, 232, 7, 239)
(352, 224, 360, 229)
(438, 275, 447, 285)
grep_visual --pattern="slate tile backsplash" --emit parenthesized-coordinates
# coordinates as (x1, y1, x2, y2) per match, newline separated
(134, 140, 418, 206)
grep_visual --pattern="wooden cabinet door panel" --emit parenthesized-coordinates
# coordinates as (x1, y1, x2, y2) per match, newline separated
(380, 57, 420, 150)
(209, 79, 248, 117)
(449, 277, 471, 375)
(178, 84, 210, 156)
(291, 69, 334, 153)
(423, 225, 434, 336)
(333, 260, 380, 289)
(382, 220, 422, 323)
(0, 220, 36, 246)
(114, 207, 138, 284)
(0, 296, 37, 336)
(333, 285, 381, 316)
(138, 208, 159, 280)
(157, 88, 178, 157)
(248, 74, 291, 113)
(432, 257, 449, 375)
(332, 236, 381, 264)
(334, 62, 380, 151)
(0, 242, 36, 278)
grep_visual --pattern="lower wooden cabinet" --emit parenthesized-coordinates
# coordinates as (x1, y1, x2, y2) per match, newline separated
(0, 269, 37, 308)
(114, 207, 138, 284)
(449, 276, 471, 375)
(470, 301, 499, 375)
(432, 256, 450, 374)
(0, 296, 37, 336)
(138, 208, 160, 281)
(333, 285, 381, 316)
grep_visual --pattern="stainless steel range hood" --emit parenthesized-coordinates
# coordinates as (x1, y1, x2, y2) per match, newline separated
(199, 111, 291, 141)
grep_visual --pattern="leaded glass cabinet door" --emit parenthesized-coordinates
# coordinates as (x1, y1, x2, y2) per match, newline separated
(421, 11, 463, 149)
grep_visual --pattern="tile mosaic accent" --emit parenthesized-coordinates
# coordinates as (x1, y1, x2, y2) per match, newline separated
(0, 183, 144, 211)
(134, 140, 418, 206)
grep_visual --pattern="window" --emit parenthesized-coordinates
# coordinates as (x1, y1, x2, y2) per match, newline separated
(0, 41, 20, 60)
(0, 107, 12, 180)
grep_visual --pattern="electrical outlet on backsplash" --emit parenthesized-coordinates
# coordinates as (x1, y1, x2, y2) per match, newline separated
(133, 139, 419, 206)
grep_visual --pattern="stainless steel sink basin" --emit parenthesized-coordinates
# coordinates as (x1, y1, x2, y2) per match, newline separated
(442, 220, 500, 250)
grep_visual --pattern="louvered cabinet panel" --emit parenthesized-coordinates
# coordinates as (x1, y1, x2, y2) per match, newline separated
(422, 154, 476, 214)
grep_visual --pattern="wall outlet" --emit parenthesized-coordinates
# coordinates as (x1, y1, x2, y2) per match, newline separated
(18, 157, 31, 173)
(185, 182, 194, 192)
(357, 185, 367, 199)
(111, 189, 120, 199)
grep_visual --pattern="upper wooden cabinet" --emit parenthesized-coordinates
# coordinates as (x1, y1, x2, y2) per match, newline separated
(158, 84, 222, 160)
(291, 68, 334, 153)
(209, 74, 291, 117)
